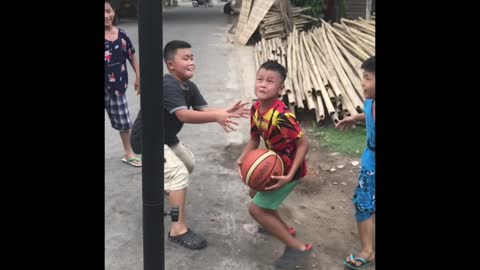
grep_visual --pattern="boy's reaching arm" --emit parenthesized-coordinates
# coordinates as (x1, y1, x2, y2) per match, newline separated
(336, 113, 365, 131)
(175, 108, 240, 132)
(199, 100, 250, 119)
(266, 135, 309, 190)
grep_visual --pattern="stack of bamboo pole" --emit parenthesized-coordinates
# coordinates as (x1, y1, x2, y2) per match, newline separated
(254, 16, 375, 124)
(259, 5, 318, 40)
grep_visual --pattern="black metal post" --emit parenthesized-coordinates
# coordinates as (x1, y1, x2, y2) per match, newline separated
(138, 1, 164, 269)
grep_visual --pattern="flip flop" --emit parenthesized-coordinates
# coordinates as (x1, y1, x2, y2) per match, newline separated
(344, 254, 374, 269)
(122, 157, 142, 167)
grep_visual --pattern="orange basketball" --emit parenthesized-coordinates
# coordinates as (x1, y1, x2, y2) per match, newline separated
(241, 148, 284, 192)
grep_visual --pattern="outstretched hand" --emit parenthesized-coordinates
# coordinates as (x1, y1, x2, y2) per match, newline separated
(216, 110, 240, 133)
(226, 100, 250, 119)
(336, 116, 355, 131)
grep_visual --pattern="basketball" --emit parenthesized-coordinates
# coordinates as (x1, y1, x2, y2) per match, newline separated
(241, 148, 284, 192)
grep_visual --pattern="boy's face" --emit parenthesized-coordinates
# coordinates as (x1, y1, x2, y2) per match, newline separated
(361, 70, 375, 99)
(167, 48, 195, 81)
(105, 3, 115, 27)
(254, 68, 284, 101)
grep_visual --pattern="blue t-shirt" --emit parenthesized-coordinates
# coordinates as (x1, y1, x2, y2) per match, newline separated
(361, 99, 375, 170)
(104, 29, 135, 95)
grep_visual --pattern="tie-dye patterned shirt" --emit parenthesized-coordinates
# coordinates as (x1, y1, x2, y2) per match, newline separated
(250, 99, 307, 180)
(104, 29, 135, 95)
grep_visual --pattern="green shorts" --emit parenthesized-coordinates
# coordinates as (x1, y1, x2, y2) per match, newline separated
(253, 181, 299, 210)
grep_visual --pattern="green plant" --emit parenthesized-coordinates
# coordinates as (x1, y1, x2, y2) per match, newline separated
(291, 0, 328, 19)
(310, 125, 366, 157)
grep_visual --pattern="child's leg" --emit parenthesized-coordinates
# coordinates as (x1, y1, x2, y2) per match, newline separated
(249, 189, 291, 232)
(168, 188, 187, 235)
(249, 203, 305, 250)
(249, 182, 308, 250)
(356, 215, 375, 259)
(272, 210, 293, 231)
(119, 130, 137, 158)
(346, 168, 376, 266)
(346, 215, 375, 266)
(171, 142, 195, 174)
(105, 92, 139, 163)
(250, 182, 313, 267)
(164, 145, 207, 249)
(164, 146, 190, 235)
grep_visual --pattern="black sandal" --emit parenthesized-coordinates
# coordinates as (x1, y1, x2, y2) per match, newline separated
(168, 228, 207, 250)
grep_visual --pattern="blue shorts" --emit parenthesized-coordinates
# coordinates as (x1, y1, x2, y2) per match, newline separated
(353, 168, 376, 222)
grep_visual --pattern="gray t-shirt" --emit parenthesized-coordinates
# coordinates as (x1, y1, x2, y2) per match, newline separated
(163, 74, 208, 146)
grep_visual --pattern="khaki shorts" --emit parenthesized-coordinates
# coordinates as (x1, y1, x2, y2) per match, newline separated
(164, 143, 195, 191)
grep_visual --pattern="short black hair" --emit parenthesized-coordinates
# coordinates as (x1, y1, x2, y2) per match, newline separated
(259, 60, 287, 83)
(361, 56, 375, 73)
(163, 40, 192, 63)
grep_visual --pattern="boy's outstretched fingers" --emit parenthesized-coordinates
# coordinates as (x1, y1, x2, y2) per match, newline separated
(241, 107, 250, 118)
(336, 122, 343, 131)
(223, 125, 232, 133)
(232, 100, 249, 109)
(222, 119, 239, 133)
(227, 101, 250, 118)
(336, 121, 349, 131)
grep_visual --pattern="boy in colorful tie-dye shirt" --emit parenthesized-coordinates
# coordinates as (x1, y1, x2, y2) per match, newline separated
(236, 60, 311, 268)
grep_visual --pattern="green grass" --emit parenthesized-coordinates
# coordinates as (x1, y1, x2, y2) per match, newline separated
(309, 125, 366, 157)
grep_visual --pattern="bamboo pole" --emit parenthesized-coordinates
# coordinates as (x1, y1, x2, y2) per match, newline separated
(312, 36, 344, 99)
(305, 33, 329, 88)
(331, 111, 340, 124)
(313, 93, 325, 122)
(341, 18, 375, 35)
(321, 24, 363, 110)
(301, 31, 336, 115)
(325, 28, 364, 79)
(310, 27, 344, 99)
(254, 42, 260, 71)
(321, 20, 370, 61)
(343, 24, 375, 44)
(291, 28, 304, 108)
(285, 77, 296, 105)
(334, 23, 375, 56)
(325, 26, 364, 101)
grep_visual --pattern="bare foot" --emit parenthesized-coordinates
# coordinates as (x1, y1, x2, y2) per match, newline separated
(169, 224, 188, 237)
